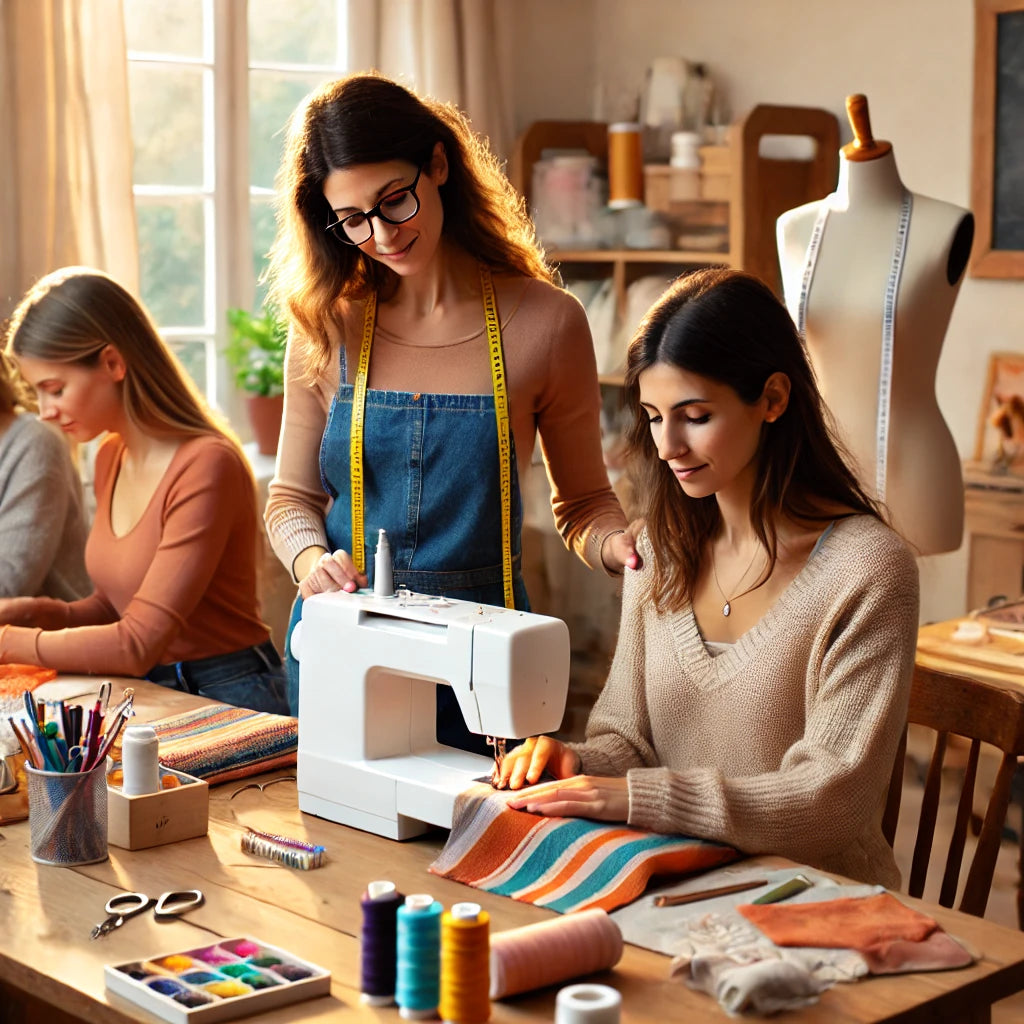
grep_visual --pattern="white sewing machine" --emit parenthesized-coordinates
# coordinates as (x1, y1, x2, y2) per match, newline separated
(292, 588, 570, 840)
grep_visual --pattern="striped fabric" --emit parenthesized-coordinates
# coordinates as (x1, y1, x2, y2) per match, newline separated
(429, 784, 740, 914)
(122, 703, 297, 785)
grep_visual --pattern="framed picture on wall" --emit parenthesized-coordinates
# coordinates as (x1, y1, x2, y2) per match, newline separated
(971, 0, 1024, 277)
(975, 351, 1024, 471)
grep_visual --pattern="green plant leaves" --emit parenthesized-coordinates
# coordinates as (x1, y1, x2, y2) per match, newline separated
(224, 306, 286, 397)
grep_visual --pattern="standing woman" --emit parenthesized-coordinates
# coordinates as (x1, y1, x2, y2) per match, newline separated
(497, 269, 919, 889)
(0, 352, 91, 600)
(265, 72, 636, 735)
(1, 267, 288, 715)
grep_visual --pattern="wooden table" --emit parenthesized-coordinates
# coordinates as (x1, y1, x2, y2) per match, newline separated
(3, 679, 1024, 1023)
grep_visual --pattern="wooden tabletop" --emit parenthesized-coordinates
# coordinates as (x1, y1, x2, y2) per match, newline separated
(917, 618, 1024, 689)
(3, 678, 1024, 1023)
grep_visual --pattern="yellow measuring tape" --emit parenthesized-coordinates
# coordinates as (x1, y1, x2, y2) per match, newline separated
(350, 266, 514, 607)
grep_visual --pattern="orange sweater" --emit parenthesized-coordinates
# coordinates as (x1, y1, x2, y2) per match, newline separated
(0, 434, 271, 676)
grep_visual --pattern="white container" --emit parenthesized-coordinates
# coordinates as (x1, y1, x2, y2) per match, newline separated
(669, 131, 702, 170)
(121, 725, 161, 796)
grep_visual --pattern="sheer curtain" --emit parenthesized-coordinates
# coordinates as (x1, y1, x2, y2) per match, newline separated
(0, 0, 137, 319)
(345, 0, 513, 162)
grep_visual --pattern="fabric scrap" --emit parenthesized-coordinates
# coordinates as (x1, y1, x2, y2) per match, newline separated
(429, 784, 739, 914)
(118, 702, 296, 784)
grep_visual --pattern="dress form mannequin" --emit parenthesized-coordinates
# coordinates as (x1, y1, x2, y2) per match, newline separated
(777, 95, 973, 555)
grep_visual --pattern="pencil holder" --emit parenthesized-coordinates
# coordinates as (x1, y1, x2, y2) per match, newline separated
(26, 759, 108, 866)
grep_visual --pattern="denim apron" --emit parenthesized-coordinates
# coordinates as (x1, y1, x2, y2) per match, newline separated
(285, 279, 528, 755)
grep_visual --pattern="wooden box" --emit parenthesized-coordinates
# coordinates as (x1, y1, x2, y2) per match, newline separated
(107, 765, 209, 850)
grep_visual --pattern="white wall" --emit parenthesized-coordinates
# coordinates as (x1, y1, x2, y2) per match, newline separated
(506, 0, 1024, 623)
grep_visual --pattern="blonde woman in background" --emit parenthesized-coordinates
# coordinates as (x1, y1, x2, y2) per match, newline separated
(0, 351, 91, 600)
(1, 267, 287, 714)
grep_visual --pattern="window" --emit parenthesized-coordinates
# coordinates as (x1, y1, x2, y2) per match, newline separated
(124, 0, 347, 420)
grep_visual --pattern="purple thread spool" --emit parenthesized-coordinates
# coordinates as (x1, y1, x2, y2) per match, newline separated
(360, 879, 404, 1006)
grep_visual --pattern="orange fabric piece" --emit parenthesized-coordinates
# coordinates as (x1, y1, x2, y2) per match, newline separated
(0, 664, 57, 696)
(738, 892, 938, 952)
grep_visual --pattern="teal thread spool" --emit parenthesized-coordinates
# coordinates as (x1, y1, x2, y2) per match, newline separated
(396, 893, 443, 1020)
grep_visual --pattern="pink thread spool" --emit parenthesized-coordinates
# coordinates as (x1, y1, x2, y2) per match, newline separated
(488, 908, 623, 1000)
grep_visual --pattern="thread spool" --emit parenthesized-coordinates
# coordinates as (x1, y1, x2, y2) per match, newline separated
(440, 902, 490, 1024)
(607, 122, 644, 209)
(121, 725, 160, 796)
(555, 984, 622, 1024)
(488, 908, 623, 1000)
(361, 880, 404, 1005)
(396, 893, 443, 1020)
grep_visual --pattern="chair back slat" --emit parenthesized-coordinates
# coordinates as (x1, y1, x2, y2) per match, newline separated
(887, 664, 1024, 922)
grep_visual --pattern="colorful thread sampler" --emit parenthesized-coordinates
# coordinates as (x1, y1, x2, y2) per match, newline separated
(114, 703, 297, 785)
(104, 936, 330, 1024)
(0, 664, 57, 698)
(429, 785, 740, 914)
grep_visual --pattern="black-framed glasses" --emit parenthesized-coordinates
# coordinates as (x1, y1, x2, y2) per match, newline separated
(325, 167, 423, 245)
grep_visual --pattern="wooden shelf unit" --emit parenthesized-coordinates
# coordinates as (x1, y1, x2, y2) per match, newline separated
(510, 105, 840, 382)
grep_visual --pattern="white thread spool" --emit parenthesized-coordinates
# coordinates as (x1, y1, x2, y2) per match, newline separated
(555, 984, 622, 1024)
(120, 725, 160, 795)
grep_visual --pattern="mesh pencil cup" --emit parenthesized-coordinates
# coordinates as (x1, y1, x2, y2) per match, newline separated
(26, 759, 108, 866)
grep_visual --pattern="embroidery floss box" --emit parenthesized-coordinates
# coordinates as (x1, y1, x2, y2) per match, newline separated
(104, 936, 331, 1023)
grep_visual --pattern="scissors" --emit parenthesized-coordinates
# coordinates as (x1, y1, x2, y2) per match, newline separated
(89, 889, 204, 939)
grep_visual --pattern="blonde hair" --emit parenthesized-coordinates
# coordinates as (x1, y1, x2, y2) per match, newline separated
(4, 267, 237, 445)
(0, 352, 37, 414)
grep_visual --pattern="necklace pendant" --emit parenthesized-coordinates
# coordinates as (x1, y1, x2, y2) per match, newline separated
(722, 601, 731, 617)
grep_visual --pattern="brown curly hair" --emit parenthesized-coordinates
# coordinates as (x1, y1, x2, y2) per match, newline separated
(266, 71, 552, 378)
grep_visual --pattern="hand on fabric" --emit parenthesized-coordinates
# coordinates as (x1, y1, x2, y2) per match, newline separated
(494, 734, 581, 790)
(298, 549, 368, 599)
(506, 774, 629, 822)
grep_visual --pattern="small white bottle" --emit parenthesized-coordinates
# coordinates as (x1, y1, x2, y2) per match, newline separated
(374, 528, 395, 598)
(121, 725, 161, 795)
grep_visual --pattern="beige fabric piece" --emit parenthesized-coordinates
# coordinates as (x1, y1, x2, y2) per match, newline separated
(0, 0, 138, 319)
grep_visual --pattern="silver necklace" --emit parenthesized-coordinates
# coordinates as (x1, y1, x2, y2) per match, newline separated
(711, 546, 762, 617)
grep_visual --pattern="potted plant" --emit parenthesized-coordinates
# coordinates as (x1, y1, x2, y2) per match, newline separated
(225, 305, 287, 455)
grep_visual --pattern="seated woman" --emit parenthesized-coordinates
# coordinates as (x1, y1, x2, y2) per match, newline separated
(496, 268, 919, 889)
(0, 267, 288, 715)
(0, 352, 90, 600)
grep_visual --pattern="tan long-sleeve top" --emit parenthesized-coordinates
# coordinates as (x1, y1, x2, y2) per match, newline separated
(572, 515, 920, 889)
(265, 276, 627, 581)
(0, 434, 271, 675)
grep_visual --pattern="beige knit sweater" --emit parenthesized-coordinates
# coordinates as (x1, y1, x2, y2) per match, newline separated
(574, 515, 919, 889)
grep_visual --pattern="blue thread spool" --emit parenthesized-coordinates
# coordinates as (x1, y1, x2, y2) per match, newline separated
(396, 893, 443, 1020)
(360, 879, 404, 1006)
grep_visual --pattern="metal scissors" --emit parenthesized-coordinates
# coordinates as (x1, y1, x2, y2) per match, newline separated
(89, 889, 204, 939)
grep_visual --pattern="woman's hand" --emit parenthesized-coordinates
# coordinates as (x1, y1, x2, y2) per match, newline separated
(298, 549, 368, 599)
(601, 519, 645, 575)
(494, 735, 581, 790)
(506, 775, 629, 822)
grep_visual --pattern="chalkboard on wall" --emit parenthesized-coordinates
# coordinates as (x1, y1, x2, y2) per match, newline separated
(972, 0, 1024, 277)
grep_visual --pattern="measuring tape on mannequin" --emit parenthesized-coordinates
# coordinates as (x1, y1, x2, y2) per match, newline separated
(351, 266, 514, 608)
(795, 189, 913, 503)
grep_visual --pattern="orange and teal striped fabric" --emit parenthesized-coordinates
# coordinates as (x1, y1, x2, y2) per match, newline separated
(429, 785, 739, 914)
(123, 703, 297, 785)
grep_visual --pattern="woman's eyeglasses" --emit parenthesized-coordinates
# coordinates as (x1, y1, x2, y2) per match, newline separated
(325, 167, 423, 245)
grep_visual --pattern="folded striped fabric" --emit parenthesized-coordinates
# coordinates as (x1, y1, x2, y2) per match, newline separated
(429, 784, 740, 914)
(121, 703, 297, 785)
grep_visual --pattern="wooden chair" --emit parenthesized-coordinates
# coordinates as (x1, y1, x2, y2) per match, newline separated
(883, 664, 1024, 924)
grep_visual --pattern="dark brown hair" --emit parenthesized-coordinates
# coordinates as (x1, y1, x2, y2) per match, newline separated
(266, 71, 553, 377)
(624, 267, 883, 613)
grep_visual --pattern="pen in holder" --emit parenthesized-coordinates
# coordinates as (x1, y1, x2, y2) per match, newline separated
(25, 759, 108, 866)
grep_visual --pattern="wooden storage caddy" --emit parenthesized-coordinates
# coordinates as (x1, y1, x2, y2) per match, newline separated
(107, 765, 209, 850)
